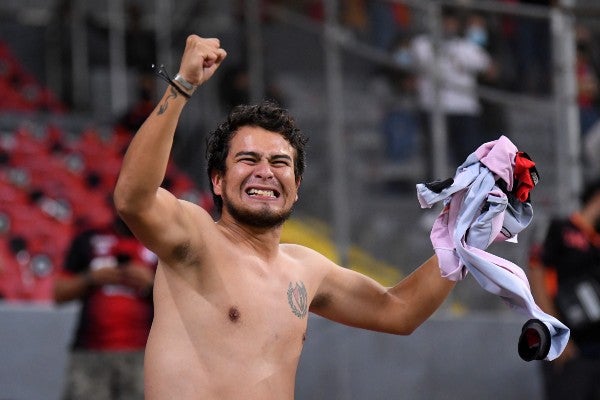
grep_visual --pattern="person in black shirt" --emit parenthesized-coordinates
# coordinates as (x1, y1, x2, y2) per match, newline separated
(529, 178, 600, 400)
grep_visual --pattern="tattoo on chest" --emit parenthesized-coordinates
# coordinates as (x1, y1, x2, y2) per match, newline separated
(287, 281, 308, 319)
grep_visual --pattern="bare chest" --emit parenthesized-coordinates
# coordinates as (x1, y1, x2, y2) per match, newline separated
(156, 253, 313, 357)
(215, 264, 310, 349)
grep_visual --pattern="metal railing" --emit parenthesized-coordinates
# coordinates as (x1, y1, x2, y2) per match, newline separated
(0, 0, 593, 265)
(252, 0, 583, 261)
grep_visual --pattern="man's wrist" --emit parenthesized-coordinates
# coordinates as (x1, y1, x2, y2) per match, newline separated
(152, 64, 193, 100)
(173, 74, 197, 97)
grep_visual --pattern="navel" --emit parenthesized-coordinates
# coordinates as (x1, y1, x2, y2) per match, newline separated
(228, 306, 241, 322)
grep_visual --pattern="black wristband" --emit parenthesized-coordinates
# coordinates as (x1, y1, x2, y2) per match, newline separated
(152, 64, 191, 99)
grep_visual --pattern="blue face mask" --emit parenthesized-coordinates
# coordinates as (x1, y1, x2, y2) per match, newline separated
(466, 27, 488, 47)
(393, 48, 412, 68)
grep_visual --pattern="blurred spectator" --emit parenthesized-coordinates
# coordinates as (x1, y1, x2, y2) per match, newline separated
(507, 0, 555, 94)
(528, 178, 600, 400)
(575, 25, 600, 137)
(123, 2, 157, 120)
(54, 214, 157, 400)
(124, 3, 155, 74)
(377, 33, 420, 164)
(302, 0, 411, 50)
(218, 63, 285, 113)
(116, 73, 156, 135)
(464, 12, 506, 141)
(341, 0, 368, 35)
(365, 1, 412, 50)
(411, 7, 495, 173)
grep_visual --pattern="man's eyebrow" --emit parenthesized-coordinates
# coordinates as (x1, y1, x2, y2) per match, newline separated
(234, 151, 260, 158)
(234, 151, 292, 162)
(269, 154, 293, 162)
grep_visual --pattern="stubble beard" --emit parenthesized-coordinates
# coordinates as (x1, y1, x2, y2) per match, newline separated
(222, 195, 294, 229)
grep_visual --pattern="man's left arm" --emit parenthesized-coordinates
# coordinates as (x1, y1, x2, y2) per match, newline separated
(310, 255, 455, 335)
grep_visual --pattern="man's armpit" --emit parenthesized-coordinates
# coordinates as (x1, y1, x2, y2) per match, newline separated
(309, 291, 332, 311)
(171, 240, 200, 266)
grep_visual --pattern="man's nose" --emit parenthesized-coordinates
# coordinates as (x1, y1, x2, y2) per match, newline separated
(254, 161, 274, 179)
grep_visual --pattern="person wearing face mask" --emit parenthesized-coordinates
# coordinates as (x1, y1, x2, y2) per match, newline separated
(411, 7, 497, 176)
(528, 178, 600, 400)
(465, 13, 489, 49)
(464, 12, 506, 144)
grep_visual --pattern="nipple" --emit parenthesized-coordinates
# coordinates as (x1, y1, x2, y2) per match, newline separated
(228, 306, 240, 322)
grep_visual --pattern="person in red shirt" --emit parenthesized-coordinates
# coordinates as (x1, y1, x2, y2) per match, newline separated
(54, 215, 156, 400)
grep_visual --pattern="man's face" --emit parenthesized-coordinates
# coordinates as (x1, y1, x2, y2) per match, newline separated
(212, 126, 300, 228)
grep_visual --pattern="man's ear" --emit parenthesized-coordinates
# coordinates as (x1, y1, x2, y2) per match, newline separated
(294, 177, 302, 202)
(211, 171, 223, 195)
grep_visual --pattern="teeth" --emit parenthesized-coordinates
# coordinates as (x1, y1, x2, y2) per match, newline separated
(248, 188, 275, 197)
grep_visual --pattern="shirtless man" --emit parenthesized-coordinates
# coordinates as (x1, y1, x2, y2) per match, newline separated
(113, 35, 456, 400)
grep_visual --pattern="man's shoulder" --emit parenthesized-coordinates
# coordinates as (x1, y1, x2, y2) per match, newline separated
(280, 242, 311, 256)
(180, 198, 217, 222)
(280, 243, 334, 265)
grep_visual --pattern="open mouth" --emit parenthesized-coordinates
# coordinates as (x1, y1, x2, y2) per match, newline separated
(246, 188, 280, 199)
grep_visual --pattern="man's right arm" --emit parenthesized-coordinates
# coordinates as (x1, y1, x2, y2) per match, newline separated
(113, 84, 190, 261)
(113, 35, 226, 262)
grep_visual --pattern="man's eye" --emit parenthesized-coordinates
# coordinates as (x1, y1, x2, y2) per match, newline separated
(272, 158, 292, 166)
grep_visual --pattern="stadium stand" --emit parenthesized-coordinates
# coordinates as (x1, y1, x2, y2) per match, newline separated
(0, 40, 213, 301)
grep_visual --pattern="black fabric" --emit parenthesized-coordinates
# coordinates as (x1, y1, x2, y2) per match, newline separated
(64, 229, 97, 275)
(540, 217, 600, 345)
(518, 319, 551, 361)
(424, 178, 454, 193)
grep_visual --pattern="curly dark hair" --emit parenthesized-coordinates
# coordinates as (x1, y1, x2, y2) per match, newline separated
(206, 101, 308, 213)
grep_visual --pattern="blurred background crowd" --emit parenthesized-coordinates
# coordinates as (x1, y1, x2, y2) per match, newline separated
(1, 0, 600, 399)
